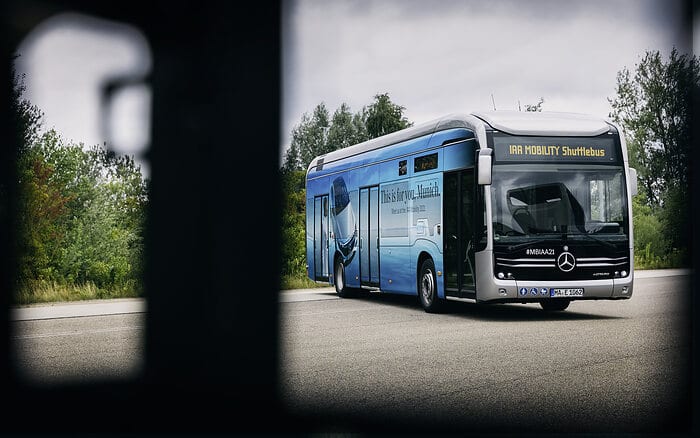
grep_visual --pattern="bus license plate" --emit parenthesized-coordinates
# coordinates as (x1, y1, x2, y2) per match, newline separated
(550, 288, 584, 297)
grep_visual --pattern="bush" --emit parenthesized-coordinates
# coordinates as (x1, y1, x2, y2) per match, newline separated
(632, 193, 688, 269)
(280, 170, 308, 279)
(15, 130, 148, 304)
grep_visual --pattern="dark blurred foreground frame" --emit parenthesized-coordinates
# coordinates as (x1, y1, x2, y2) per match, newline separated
(0, 0, 291, 433)
(1, 0, 699, 435)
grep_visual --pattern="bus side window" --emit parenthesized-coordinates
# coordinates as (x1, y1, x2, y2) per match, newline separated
(399, 160, 407, 176)
(414, 153, 437, 173)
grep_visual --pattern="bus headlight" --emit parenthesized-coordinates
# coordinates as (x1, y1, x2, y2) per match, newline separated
(497, 272, 505, 279)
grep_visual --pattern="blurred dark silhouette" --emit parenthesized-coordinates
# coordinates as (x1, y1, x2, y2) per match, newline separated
(1, 1, 283, 433)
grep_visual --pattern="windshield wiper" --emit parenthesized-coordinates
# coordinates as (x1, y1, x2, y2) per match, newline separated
(504, 232, 618, 252)
(506, 238, 556, 252)
(568, 232, 618, 249)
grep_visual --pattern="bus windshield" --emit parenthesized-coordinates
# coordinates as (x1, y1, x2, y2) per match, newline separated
(491, 164, 629, 243)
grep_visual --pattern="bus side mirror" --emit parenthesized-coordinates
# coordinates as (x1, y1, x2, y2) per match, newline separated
(477, 149, 492, 185)
(629, 167, 638, 196)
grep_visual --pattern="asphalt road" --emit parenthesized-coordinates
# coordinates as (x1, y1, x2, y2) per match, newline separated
(11, 298, 145, 385)
(9, 269, 694, 433)
(279, 270, 693, 434)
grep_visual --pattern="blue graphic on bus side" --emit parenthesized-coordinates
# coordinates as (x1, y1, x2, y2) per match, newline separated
(519, 287, 527, 296)
(331, 176, 357, 266)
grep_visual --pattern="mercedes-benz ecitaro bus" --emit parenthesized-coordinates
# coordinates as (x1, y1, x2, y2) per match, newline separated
(305, 111, 637, 312)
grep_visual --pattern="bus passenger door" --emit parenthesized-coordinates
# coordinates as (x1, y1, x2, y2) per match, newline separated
(443, 170, 475, 297)
(460, 170, 475, 291)
(360, 186, 380, 286)
(314, 195, 330, 281)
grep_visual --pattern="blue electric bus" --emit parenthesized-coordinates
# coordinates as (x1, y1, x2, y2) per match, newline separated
(305, 111, 637, 312)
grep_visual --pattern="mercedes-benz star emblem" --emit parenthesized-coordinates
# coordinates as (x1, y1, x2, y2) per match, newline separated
(557, 251, 576, 272)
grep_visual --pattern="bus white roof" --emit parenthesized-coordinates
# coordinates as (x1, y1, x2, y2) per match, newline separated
(472, 110, 612, 137)
(307, 111, 614, 173)
(307, 113, 479, 173)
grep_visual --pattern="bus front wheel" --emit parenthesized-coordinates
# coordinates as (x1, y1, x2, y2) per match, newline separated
(540, 299, 570, 311)
(419, 259, 443, 313)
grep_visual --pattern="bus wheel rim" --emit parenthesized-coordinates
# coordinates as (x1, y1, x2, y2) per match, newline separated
(336, 264, 344, 290)
(422, 269, 434, 303)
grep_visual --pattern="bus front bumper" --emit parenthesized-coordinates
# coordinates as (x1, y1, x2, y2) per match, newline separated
(474, 251, 634, 303)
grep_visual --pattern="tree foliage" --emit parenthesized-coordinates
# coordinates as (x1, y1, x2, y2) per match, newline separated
(327, 103, 366, 152)
(282, 93, 411, 172)
(365, 92, 413, 139)
(10, 56, 43, 151)
(609, 48, 698, 206)
(283, 103, 330, 172)
(17, 130, 149, 293)
(279, 169, 307, 278)
(609, 48, 698, 265)
(12, 61, 149, 300)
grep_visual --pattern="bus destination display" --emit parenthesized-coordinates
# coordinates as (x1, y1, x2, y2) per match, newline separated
(492, 135, 619, 164)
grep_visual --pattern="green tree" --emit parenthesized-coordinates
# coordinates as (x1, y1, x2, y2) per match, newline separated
(609, 48, 698, 265)
(283, 93, 413, 172)
(9, 59, 45, 280)
(352, 108, 369, 144)
(59, 142, 147, 290)
(12, 63, 53, 283)
(16, 129, 149, 297)
(631, 193, 668, 268)
(364, 92, 412, 139)
(326, 103, 363, 151)
(279, 169, 307, 279)
(609, 48, 698, 206)
(284, 103, 330, 172)
(282, 138, 301, 172)
(10, 56, 43, 152)
(16, 133, 71, 281)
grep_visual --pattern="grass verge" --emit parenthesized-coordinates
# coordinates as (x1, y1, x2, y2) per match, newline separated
(280, 274, 330, 291)
(14, 280, 142, 306)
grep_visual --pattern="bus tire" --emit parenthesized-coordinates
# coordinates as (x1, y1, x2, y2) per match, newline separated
(334, 259, 356, 298)
(540, 299, 570, 311)
(419, 258, 443, 313)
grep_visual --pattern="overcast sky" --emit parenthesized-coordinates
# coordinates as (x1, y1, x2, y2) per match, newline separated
(15, 13, 152, 176)
(12, 1, 694, 171)
(282, 0, 691, 162)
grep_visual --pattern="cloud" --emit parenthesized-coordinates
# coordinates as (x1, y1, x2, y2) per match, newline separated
(16, 13, 151, 151)
(281, 0, 688, 159)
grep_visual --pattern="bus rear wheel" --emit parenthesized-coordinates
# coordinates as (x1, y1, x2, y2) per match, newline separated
(540, 299, 570, 311)
(419, 258, 443, 313)
(334, 259, 357, 298)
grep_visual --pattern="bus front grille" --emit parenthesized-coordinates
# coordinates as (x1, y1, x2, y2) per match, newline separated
(494, 255, 630, 281)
